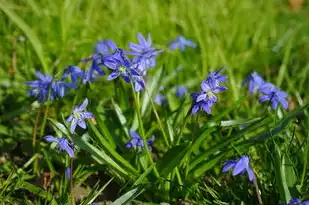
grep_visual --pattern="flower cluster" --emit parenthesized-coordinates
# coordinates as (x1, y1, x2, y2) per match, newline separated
(190, 68, 227, 114)
(25, 33, 164, 103)
(44, 98, 94, 159)
(125, 130, 155, 151)
(222, 155, 255, 183)
(25, 71, 75, 103)
(281, 198, 309, 205)
(243, 72, 288, 110)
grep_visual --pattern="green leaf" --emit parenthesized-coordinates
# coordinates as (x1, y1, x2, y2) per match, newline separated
(74, 135, 129, 177)
(111, 185, 146, 205)
(80, 178, 113, 205)
(131, 67, 164, 130)
(133, 164, 155, 186)
(274, 143, 291, 203)
(48, 118, 69, 136)
(88, 123, 138, 176)
(16, 181, 56, 202)
(112, 100, 129, 138)
(156, 143, 190, 176)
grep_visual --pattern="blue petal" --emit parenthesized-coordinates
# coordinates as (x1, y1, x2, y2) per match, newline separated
(129, 130, 141, 139)
(70, 118, 78, 134)
(77, 119, 86, 129)
(232, 156, 248, 176)
(77, 98, 88, 111)
(107, 71, 120, 81)
(44, 135, 59, 143)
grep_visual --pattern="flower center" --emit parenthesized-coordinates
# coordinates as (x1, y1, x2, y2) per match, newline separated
(118, 66, 126, 73)
(74, 112, 81, 119)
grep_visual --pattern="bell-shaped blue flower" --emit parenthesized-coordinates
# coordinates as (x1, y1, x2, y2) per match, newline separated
(242, 72, 265, 94)
(44, 136, 75, 158)
(258, 82, 288, 110)
(222, 155, 255, 183)
(126, 130, 155, 151)
(95, 40, 117, 54)
(176, 85, 188, 98)
(169, 35, 197, 51)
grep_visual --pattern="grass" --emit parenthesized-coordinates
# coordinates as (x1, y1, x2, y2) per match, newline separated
(0, 0, 309, 204)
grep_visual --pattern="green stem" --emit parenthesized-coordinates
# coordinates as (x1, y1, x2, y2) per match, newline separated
(144, 86, 169, 147)
(253, 172, 263, 205)
(131, 84, 159, 178)
(70, 158, 75, 205)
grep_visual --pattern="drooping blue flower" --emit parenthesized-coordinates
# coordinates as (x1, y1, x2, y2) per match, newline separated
(95, 40, 117, 54)
(126, 32, 163, 76)
(51, 80, 76, 99)
(155, 93, 167, 106)
(125, 130, 155, 151)
(280, 198, 309, 205)
(190, 68, 227, 114)
(82, 54, 105, 81)
(169, 35, 197, 51)
(222, 155, 255, 183)
(242, 72, 265, 94)
(65, 167, 71, 180)
(258, 82, 288, 110)
(25, 71, 76, 102)
(206, 67, 228, 87)
(66, 98, 94, 134)
(44, 136, 75, 158)
(176, 85, 188, 98)
(190, 92, 215, 114)
(62, 66, 84, 85)
(25, 71, 53, 103)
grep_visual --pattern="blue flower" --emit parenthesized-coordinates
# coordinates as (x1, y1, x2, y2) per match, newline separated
(169, 35, 197, 51)
(281, 198, 309, 205)
(44, 136, 75, 158)
(83, 54, 105, 81)
(222, 155, 255, 183)
(104, 49, 136, 82)
(190, 92, 215, 114)
(190, 68, 227, 114)
(25, 71, 53, 103)
(95, 40, 117, 54)
(242, 72, 265, 94)
(25, 71, 76, 102)
(176, 85, 188, 98)
(51, 80, 75, 99)
(65, 167, 71, 180)
(66, 98, 94, 134)
(258, 82, 288, 110)
(104, 49, 144, 92)
(155, 94, 167, 106)
(125, 130, 155, 151)
(126, 32, 163, 76)
(62, 66, 84, 85)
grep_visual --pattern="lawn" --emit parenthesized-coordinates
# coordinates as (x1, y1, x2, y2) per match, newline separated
(0, 0, 309, 204)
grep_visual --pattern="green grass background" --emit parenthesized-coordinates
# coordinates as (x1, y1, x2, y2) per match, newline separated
(1, 0, 309, 204)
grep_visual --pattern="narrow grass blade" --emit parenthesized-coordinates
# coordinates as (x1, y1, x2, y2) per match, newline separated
(111, 185, 146, 205)
(0, 1, 48, 73)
